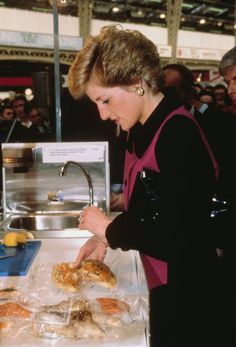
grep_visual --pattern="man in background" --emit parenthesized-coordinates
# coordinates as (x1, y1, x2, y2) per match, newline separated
(218, 48, 236, 295)
(163, 62, 235, 344)
(8, 94, 40, 142)
(219, 48, 236, 114)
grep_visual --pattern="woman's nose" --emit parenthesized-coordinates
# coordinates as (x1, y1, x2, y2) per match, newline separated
(97, 106, 111, 120)
(101, 112, 111, 120)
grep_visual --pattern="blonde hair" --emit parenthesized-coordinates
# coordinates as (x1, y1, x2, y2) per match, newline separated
(68, 25, 164, 99)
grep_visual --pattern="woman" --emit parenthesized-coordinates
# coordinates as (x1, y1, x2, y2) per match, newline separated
(68, 25, 232, 346)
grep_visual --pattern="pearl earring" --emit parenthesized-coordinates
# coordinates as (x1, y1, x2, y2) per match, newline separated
(136, 87, 145, 96)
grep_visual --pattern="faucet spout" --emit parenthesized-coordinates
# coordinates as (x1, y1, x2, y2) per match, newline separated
(58, 161, 94, 206)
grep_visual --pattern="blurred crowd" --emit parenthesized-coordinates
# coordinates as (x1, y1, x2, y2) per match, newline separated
(193, 82, 233, 112)
(0, 93, 52, 143)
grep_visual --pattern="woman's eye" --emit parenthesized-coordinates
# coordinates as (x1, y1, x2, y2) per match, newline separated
(102, 98, 110, 104)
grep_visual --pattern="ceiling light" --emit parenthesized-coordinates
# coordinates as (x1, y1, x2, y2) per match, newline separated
(137, 9, 144, 17)
(196, 73, 202, 82)
(48, 0, 70, 7)
(58, 0, 69, 6)
(25, 88, 33, 96)
(112, 6, 120, 13)
(199, 18, 206, 25)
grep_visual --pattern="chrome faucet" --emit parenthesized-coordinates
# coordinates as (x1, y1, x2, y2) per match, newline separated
(58, 161, 94, 206)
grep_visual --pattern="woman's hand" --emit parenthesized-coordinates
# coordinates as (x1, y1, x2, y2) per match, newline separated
(110, 192, 125, 211)
(74, 235, 107, 267)
(75, 206, 112, 267)
(79, 205, 112, 241)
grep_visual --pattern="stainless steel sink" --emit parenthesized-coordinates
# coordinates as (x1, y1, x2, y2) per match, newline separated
(3, 214, 80, 232)
(14, 201, 88, 214)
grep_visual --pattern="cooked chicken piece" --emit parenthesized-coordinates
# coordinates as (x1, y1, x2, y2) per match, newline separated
(0, 287, 19, 300)
(0, 319, 12, 334)
(95, 297, 130, 315)
(34, 306, 105, 339)
(42, 298, 90, 313)
(0, 301, 32, 318)
(51, 262, 81, 292)
(72, 319, 105, 339)
(92, 311, 122, 327)
(78, 259, 117, 289)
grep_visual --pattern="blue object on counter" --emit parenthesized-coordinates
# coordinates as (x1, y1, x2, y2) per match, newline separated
(0, 241, 41, 276)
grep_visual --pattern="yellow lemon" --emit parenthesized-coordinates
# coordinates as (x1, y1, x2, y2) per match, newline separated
(3, 232, 27, 247)
(16, 233, 27, 245)
(21, 231, 35, 240)
(3, 232, 18, 247)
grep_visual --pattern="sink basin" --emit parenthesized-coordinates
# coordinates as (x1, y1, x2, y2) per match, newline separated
(14, 201, 88, 214)
(4, 214, 80, 231)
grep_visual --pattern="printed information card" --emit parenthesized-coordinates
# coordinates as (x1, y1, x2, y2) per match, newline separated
(42, 143, 105, 163)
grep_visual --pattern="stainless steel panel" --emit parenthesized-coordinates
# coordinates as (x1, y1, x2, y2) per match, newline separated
(15, 201, 88, 214)
(3, 214, 80, 231)
(1, 142, 110, 218)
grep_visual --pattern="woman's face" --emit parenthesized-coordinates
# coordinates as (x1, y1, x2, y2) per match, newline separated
(85, 81, 145, 131)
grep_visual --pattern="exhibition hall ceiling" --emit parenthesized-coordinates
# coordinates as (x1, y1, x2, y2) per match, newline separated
(1, 0, 235, 36)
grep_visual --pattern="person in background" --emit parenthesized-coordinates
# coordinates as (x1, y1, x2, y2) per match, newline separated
(163, 63, 236, 341)
(213, 83, 230, 110)
(26, 103, 52, 141)
(12, 94, 28, 124)
(162, 63, 216, 122)
(0, 102, 14, 121)
(193, 82, 203, 94)
(68, 25, 232, 346)
(163, 63, 195, 111)
(219, 50, 236, 116)
(204, 84, 214, 94)
(0, 101, 15, 198)
(8, 94, 40, 142)
(198, 90, 216, 105)
(0, 102, 15, 142)
(218, 46, 236, 298)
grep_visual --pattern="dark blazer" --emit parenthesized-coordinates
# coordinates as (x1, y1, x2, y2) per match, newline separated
(6, 120, 40, 143)
(105, 90, 233, 346)
(195, 105, 236, 262)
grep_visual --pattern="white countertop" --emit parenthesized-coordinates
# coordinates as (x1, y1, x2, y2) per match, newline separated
(0, 237, 149, 347)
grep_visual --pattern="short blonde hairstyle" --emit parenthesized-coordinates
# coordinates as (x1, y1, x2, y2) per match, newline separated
(68, 25, 164, 99)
